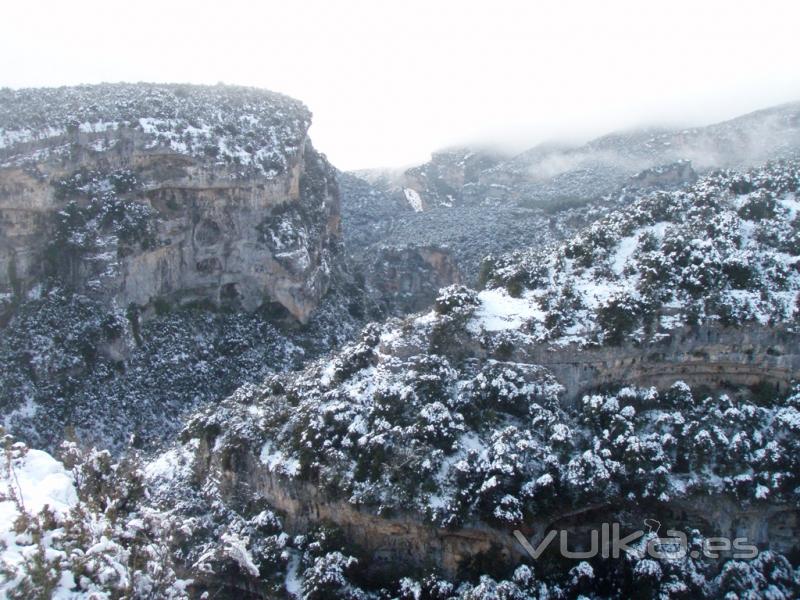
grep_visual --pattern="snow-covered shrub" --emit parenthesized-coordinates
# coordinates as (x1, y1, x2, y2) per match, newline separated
(596, 293, 646, 345)
(457, 362, 561, 423)
(301, 551, 366, 600)
(738, 189, 778, 221)
(434, 285, 479, 317)
(0, 433, 190, 598)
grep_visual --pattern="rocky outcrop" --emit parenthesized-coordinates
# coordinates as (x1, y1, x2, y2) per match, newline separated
(362, 245, 461, 315)
(196, 435, 524, 578)
(0, 84, 341, 323)
(197, 437, 800, 579)
(378, 315, 799, 406)
(627, 160, 698, 191)
(401, 148, 506, 210)
(511, 321, 800, 404)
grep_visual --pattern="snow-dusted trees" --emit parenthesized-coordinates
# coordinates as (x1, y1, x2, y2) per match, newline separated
(483, 160, 800, 348)
(0, 433, 191, 598)
(301, 552, 366, 600)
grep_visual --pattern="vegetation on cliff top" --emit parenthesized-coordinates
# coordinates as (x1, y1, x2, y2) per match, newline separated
(0, 83, 310, 177)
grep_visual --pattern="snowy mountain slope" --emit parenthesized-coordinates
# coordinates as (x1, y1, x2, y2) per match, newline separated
(478, 101, 800, 205)
(484, 161, 800, 348)
(339, 102, 800, 303)
(0, 84, 367, 454)
(4, 308, 798, 597)
(340, 167, 623, 295)
(358, 101, 800, 214)
(111, 160, 800, 598)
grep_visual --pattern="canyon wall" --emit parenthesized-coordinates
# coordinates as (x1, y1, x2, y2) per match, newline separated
(363, 245, 461, 315)
(0, 85, 341, 324)
(197, 438, 799, 579)
(513, 321, 799, 404)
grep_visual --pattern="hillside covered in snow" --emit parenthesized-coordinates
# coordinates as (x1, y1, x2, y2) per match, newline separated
(483, 160, 800, 347)
(339, 102, 800, 304)
(2, 84, 800, 598)
(120, 160, 800, 598)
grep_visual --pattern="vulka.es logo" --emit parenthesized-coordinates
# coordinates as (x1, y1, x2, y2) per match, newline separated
(513, 520, 759, 561)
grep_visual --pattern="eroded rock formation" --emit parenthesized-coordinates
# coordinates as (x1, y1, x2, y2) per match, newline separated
(510, 322, 800, 404)
(363, 245, 461, 315)
(0, 84, 341, 323)
(193, 431, 800, 579)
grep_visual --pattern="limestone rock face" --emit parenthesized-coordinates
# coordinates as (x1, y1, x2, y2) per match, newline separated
(400, 148, 506, 210)
(627, 160, 698, 191)
(509, 322, 800, 405)
(0, 84, 341, 323)
(363, 245, 461, 315)
(193, 433, 800, 579)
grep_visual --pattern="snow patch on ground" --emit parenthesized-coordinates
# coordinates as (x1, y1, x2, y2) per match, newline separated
(3, 396, 39, 429)
(574, 279, 622, 310)
(285, 550, 303, 597)
(611, 222, 668, 276)
(0, 448, 78, 596)
(144, 439, 199, 484)
(403, 188, 424, 212)
(260, 442, 301, 477)
(414, 310, 437, 327)
(469, 288, 543, 332)
(0, 449, 77, 516)
(611, 235, 639, 276)
(779, 193, 800, 220)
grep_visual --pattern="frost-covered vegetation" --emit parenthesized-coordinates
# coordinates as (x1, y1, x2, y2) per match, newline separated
(0, 285, 362, 454)
(157, 310, 800, 597)
(3, 85, 800, 598)
(4, 159, 799, 598)
(484, 160, 800, 346)
(48, 168, 157, 282)
(8, 361, 798, 599)
(184, 306, 800, 528)
(0, 432, 192, 598)
(0, 83, 309, 177)
(3, 415, 799, 598)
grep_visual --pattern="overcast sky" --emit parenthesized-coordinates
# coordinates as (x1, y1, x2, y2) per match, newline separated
(2, 1, 799, 169)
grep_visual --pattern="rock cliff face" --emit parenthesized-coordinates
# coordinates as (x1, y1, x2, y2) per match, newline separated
(191, 401, 800, 580)
(400, 147, 507, 209)
(361, 245, 461, 316)
(508, 322, 800, 404)
(0, 84, 341, 323)
(627, 160, 698, 191)
(201, 443, 520, 579)
(337, 172, 463, 315)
